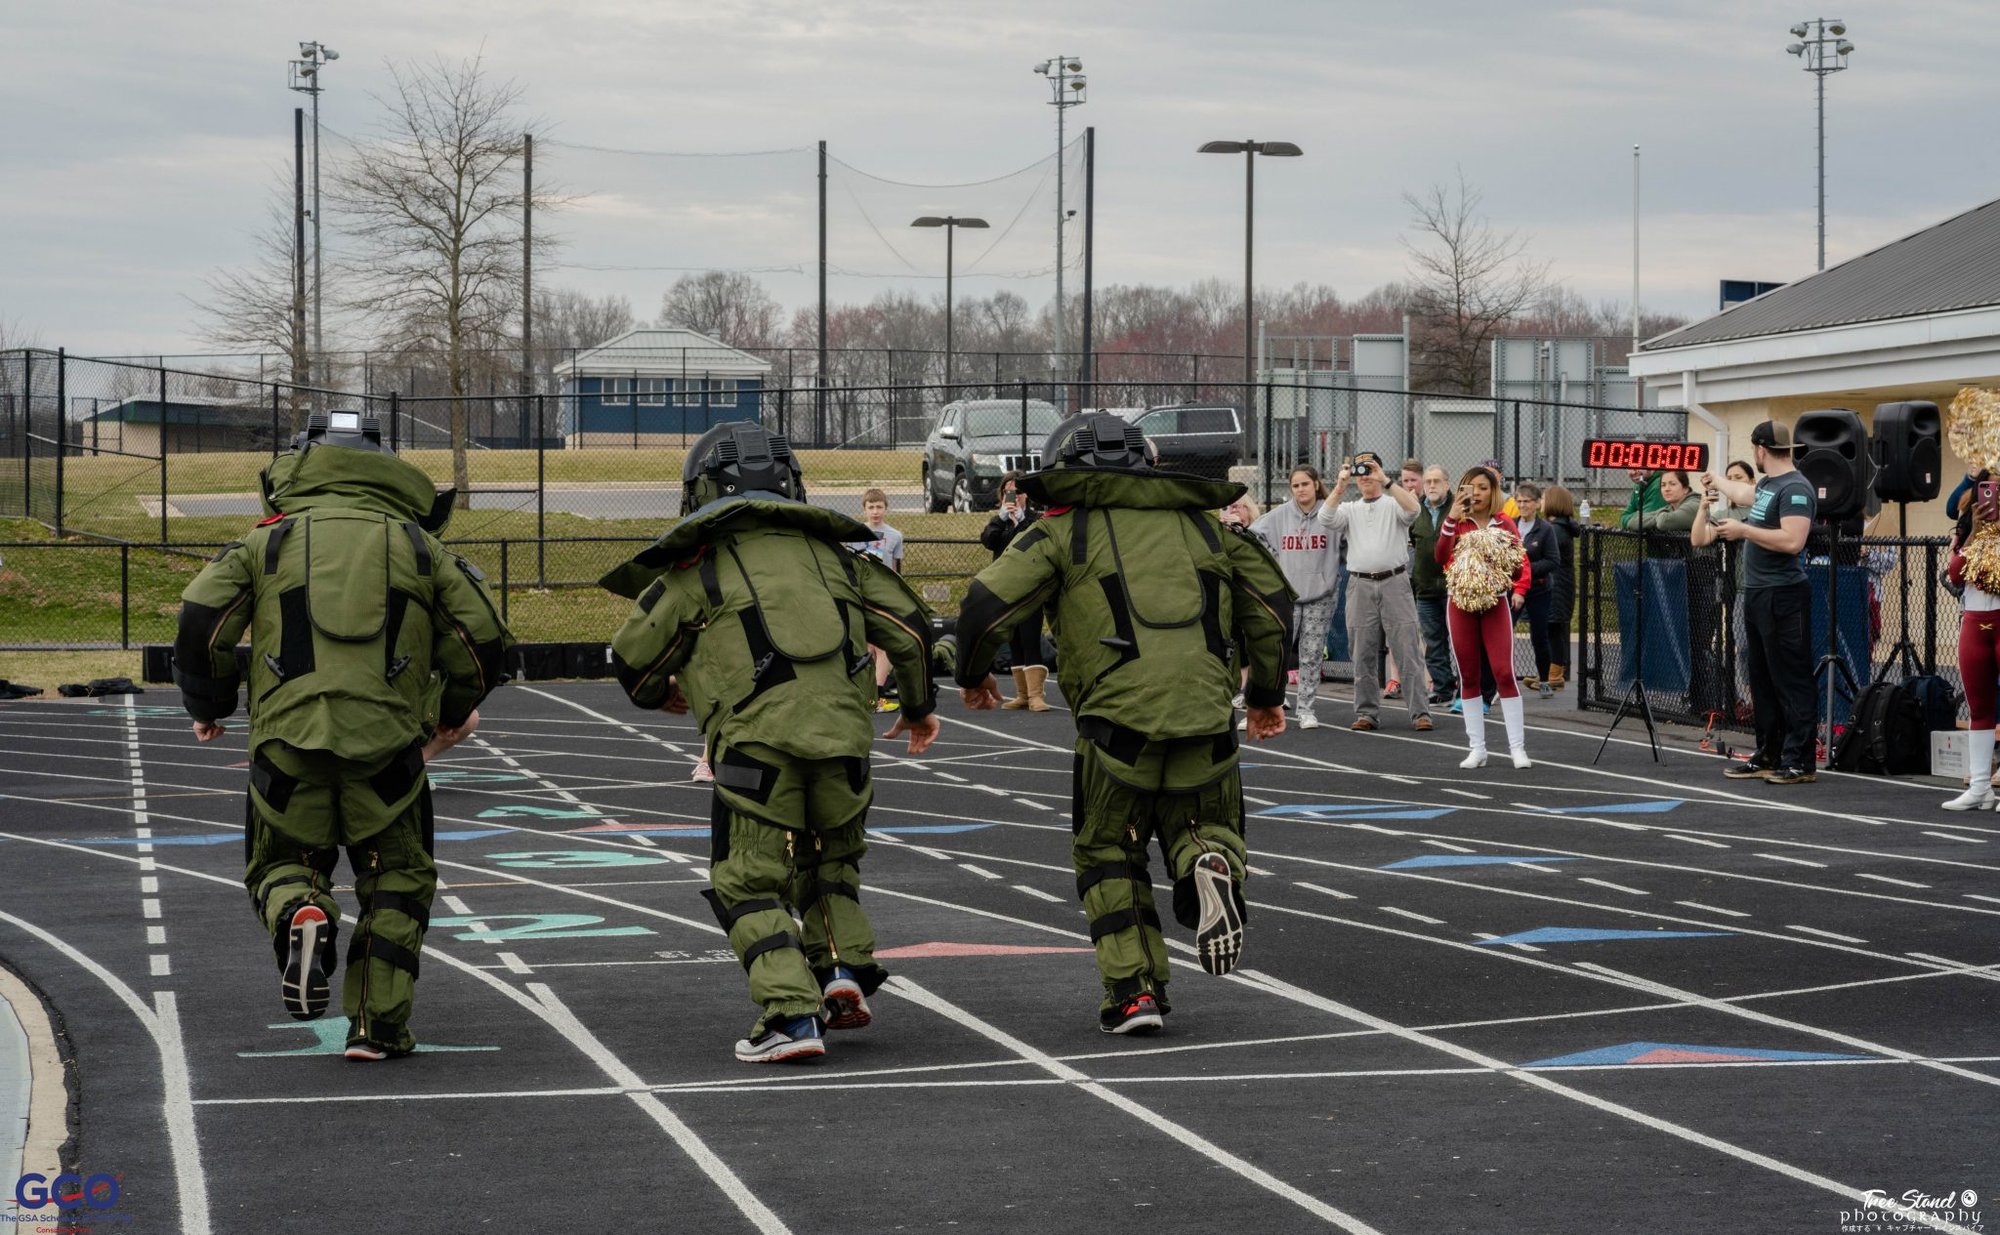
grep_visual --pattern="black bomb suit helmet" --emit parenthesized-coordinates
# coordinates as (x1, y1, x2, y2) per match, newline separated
(681, 421, 805, 514)
(1040, 412, 1153, 473)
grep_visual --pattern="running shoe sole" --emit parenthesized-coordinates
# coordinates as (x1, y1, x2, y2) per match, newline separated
(1191, 853, 1245, 976)
(343, 1042, 389, 1062)
(734, 1035, 828, 1064)
(282, 905, 331, 1021)
(822, 978, 873, 1031)
(1100, 1007, 1164, 1035)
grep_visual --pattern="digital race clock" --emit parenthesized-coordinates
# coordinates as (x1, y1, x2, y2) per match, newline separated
(1580, 438, 1709, 472)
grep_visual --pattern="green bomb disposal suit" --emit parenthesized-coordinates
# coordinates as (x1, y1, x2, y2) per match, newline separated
(175, 438, 512, 1055)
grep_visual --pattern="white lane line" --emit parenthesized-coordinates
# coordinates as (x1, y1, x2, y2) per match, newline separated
(138, 857, 157, 872)
(147, 926, 167, 945)
(1419, 839, 1475, 854)
(1755, 853, 1828, 868)
(1012, 798, 1052, 811)
(140, 877, 159, 895)
(1787, 925, 1868, 944)
(1576, 878, 1649, 897)
(958, 864, 1002, 881)
(150, 954, 172, 977)
(1381, 775, 1420, 785)
(1905, 952, 1997, 972)
(1966, 894, 2000, 906)
(974, 783, 1013, 798)
(1440, 789, 1490, 800)
(1508, 862, 1558, 874)
(934, 772, 969, 783)
(1854, 872, 1931, 889)
(1296, 883, 1356, 900)
(1664, 835, 1730, 849)
(1238, 968, 1981, 1235)
(885, 976, 1388, 1234)
(1673, 901, 1752, 919)
(1012, 885, 1063, 903)
(495, 952, 533, 975)
(440, 896, 475, 916)
(1573, 963, 2000, 1098)
(1379, 906, 1446, 925)
(1472, 932, 1545, 953)
(905, 846, 954, 861)
(1923, 831, 1987, 844)
(142, 900, 162, 920)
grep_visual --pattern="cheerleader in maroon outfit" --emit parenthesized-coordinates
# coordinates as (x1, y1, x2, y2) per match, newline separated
(1434, 465, 1533, 768)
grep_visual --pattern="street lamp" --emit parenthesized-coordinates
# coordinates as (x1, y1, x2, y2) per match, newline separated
(1198, 140, 1303, 386)
(911, 216, 990, 390)
(1786, 19, 1854, 272)
(289, 40, 338, 406)
(1033, 58, 1087, 372)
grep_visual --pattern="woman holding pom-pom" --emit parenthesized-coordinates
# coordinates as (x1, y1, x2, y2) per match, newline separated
(1434, 466, 1533, 768)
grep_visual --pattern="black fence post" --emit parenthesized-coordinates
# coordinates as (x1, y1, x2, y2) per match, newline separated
(158, 362, 168, 546)
(499, 540, 511, 623)
(21, 349, 31, 523)
(53, 348, 64, 536)
(120, 543, 130, 649)
(1262, 382, 1274, 504)
(1511, 400, 1522, 486)
(536, 395, 547, 588)
(270, 383, 281, 458)
(389, 391, 401, 452)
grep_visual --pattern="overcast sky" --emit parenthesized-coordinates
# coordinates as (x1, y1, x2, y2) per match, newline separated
(3, 0, 1995, 356)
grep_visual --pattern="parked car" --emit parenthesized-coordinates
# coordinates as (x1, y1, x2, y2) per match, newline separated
(1126, 403, 1244, 479)
(923, 398, 1063, 512)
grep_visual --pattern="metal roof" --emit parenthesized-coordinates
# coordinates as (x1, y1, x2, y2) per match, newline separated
(1639, 196, 2000, 352)
(554, 328, 774, 376)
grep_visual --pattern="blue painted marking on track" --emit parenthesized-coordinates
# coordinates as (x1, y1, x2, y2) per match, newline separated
(1255, 804, 1458, 822)
(1477, 926, 1733, 946)
(1382, 855, 1574, 870)
(74, 834, 239, 847)
(1522, 1041, 1870, 1068)
(239, 1020, 497, 1057)
(1547, 800, 1684, 815)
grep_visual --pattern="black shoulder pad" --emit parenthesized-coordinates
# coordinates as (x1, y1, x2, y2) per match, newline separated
(638, 579, 666, 613)
(1011, 525, 1049, 554)
(456, 556, 486, 583)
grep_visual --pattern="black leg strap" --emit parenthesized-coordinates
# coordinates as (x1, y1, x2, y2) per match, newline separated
(797, 879, 859, 911)
(349, 933, 421, 977)
(740, 931, 804, 970)
(701, 890, 789, 932)
(1076, 860, 1152, 899)
(249, 752, 299, 813)
(1089, 906, 1162, 943)
(364, 889, 431, 931)
(1109, 975, 1151, 1002)
(255, 873, 317, 919)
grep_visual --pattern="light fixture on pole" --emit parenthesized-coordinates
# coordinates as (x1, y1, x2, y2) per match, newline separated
(1785, 19, 1854, 272)
(1197, 140, 1303, 386)
(289, 40, 339, 407)
(1033, 57, 1086, 373)
(912, 216, 990, 390)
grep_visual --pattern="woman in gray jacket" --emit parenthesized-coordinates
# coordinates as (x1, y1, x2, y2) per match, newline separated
(1251, 465, 1344, 727)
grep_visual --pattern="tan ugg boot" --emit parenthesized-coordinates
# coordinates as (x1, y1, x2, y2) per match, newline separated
(1002, 667, 1031, 709)
(1548, 664, 1567, 691)
(1025, 665, 1052, 712)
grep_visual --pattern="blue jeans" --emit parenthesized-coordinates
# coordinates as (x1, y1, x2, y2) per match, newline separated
(1415, 594, 1456, 698)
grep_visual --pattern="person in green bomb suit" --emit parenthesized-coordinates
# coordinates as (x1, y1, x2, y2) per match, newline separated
(954, 413, 1294, 1035)
(174, 410, 513, 1060)
(601, 423, 941, 1064)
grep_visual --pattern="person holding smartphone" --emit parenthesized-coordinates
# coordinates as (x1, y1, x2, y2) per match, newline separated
(979, 472, 1050, 710)
(1433, 466, 1533, 768)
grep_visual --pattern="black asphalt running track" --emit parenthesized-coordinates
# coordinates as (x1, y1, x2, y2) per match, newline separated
(1, 682, 1995, 1234)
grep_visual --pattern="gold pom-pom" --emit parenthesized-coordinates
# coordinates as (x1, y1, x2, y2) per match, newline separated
(1965, 522, 2000, 594)
(1445, 527, 1525, 614)
(1947, 387, 2000, 474)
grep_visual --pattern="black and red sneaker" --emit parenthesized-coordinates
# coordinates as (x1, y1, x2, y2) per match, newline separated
(281, 903, 334, 1021)
(1098, 993, 1164, 1036)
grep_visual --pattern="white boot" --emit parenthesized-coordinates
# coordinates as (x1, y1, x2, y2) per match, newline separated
(1459, 698, 1488, 768)
(1945, 730, 1996, 811)
(1501, 694, 1530, 769)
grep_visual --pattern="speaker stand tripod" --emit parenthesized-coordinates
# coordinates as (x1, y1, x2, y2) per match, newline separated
(1876, 501, 1923, 680)
(1815, 522, 1862, 763)
(1596, 525, 1663, 764)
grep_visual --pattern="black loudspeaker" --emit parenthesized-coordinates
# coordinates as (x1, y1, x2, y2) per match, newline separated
(1871, 400, 1942, 503)
(1793, 408, 1874, 522)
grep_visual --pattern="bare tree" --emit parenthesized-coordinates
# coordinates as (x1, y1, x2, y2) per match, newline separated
(333, 53, 551, 500)
(1401, 173, 1551, 393)
(533, 287, 633, 387)
(189, 176, 309, 399)
(657, 272, 780, 349)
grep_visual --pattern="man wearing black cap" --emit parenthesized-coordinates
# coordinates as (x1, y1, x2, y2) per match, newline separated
(1697, 420, 1818, 784)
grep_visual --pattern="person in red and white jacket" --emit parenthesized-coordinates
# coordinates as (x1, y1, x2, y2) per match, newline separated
(1433, 465, 1533, 768)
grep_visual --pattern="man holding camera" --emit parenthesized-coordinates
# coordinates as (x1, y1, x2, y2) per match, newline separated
(1318, 451, 1433, 732)
(1695, 420, 1817, 785)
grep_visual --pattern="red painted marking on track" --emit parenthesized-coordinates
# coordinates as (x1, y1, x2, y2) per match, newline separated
(875, 942, 1095, 959)
(1625, 1048, 1765, 1065)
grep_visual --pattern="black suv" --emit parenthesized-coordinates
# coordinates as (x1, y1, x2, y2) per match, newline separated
(1125, 404, 1244, 479)
(923, 398, 1063, 512)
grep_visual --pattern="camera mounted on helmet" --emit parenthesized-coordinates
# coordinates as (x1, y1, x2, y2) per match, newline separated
(681, 422, 804, 514)
(291, 409, 391, 455)
(1042, 412, 1152, 474)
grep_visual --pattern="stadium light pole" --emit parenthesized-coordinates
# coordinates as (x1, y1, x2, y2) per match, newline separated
(1033, 58, 1087, 373)
(912, 216, 990, 390)
(1786, 19, 1854, 272)
(1198, 140, 1303, 386)
(289, 40, 339, 408)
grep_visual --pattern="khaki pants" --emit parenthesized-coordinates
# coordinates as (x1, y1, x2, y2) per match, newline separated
(1347, 574, 1432, 722)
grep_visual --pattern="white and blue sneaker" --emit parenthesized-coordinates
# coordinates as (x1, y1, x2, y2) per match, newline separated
(735, 1014, 827, 1064)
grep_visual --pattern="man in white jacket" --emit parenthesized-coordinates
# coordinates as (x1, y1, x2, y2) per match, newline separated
(1319, 452, 1433, 733)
